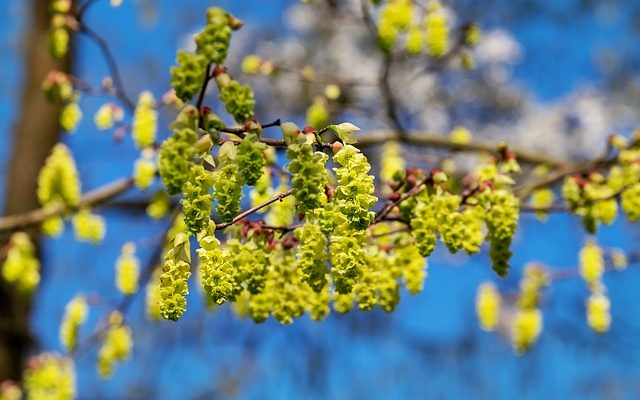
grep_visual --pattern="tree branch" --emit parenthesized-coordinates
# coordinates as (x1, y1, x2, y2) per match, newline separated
(357, 130, 566, 167)
(215, 188, 294, 230)
(219, 119, 281, 135)
(515, 157, 615, 200)
(195, 63, 212, 116)
(0, 178, 134, 234)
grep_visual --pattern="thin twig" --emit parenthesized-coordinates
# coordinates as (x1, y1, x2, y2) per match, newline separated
(380, 54, 407, 138)
(519, 204, 568, 213)
(373, 179, 428, 224)
(515, 157, 614, 200)
(219, 119, 282, 135)
(260, 223, 303, 233)
(195, 63, 213, 122)
(77, 25, 135, 110)
(75, 0, 102, 21)
(357, 130, 565, 167)
(359, 0, 407, 138)
(215, 189, 294, 230)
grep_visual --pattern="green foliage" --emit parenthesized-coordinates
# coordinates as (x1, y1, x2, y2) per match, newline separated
(212, 142, 243, 222)
(96, 312, 132, 378)
(72, 209, 106, 245)
(24, 353, 75, 400)
(131, 92, 157, 149)
(237, 133, 267, 186)
(482, 189, 519, 277)
(330, 230, 366, 294)
(195, 7, 233, 64)
(295, 221, 329, 292)
(59, 296, 88, 352)
(18, 4, 640, 384)
(333, 145, 377, 231)
(218, 79, 256, 124)
(170, 51, 207, 103)
(197, 235, 242, 305)
(115, 243, 140, 295)
(286, 136, 329, 214)
(37, 144, 81, 208)
(181, 164, 214, 235)
(158, 108, 198, 195)
(158, 233, 191, 321)
(2, 233, 41, 293)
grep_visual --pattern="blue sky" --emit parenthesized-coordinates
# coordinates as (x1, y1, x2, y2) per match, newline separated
(2, 0, 640, 399)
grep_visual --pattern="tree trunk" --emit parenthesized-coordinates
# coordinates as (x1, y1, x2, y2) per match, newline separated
(0, 0, 72, 381)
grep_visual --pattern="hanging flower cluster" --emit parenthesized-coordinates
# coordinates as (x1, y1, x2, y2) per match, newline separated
(374, 0, 478, 60)
(19, 5, 640, 385)
(97, 312, 133, 378)
(24, 353, 76, 400)
(59, 296, 88, 352)
(2, 233, 41, 293)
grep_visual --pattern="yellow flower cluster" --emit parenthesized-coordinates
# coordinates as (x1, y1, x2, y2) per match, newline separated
(2, 233, 41, 293)
(516, 263, 548, 310)
(450, 126, 472, 144)
(59, 295, 88, 352)
(132, 91, 158, 149)
(354, 246, 400, 312)
(24, 353, 76, 400)
(424, 1, 449, 57)
(475, 282, 501, 331)
(306, 97, 330, 129)
(60, 103, 82, 133)
(391, 240, 427, 295)
(145, 269, 163, 320)
(72, 209, 106, 245)
(97, 312, 133, 378)
(37, 144, 81, 209)
(94, 104, 123, 131)
(158, 233, 191, 321)
(134, 149, 157, 190)
(146, 191, 171, 219)
(579, 241, 604, 288)
(249, 167, 273, 209)
(377, 0, 414, 52)
(530, 188, 555, 221)
(0, 381, 22, 400)
(115, 242, 140, 295)
(508, 264, 547, 352)
(42, 214, 65, 238)
(578, 240, 613, 333)
(511, 308, 543, 354)
(562, 174, 618, 233)
(380, 141, 405, 182)
(586, 292, 611, 333)
(48, 1, 72, 59)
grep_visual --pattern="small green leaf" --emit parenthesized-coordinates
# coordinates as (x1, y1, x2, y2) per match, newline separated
(202, 154, 216, 169)
(329, 122, 361, 144)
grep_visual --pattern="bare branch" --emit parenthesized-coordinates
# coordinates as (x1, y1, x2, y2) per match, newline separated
(77, 24, 135, 110)
(215, 188, 294, 230)
(0, 178, 134, 234)
(515, 157, 614, 200)
(358, 130, 566, 167)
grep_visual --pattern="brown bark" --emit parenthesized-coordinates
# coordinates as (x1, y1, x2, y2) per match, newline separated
(0, 0, 72, 380)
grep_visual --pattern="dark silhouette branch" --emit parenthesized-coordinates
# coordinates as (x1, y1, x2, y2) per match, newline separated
(77, 24, 135, 110)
